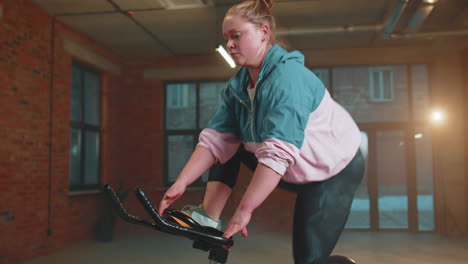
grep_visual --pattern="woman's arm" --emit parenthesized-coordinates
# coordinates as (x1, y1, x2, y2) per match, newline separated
(174, 146, 216, 186)
(158, 146, 216, 214)
(223, 163, 282, 238)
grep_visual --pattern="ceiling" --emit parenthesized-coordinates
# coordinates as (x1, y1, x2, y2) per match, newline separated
(30, 0, 468, 60)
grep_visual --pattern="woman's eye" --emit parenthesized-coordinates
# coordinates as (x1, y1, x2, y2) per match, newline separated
(224, 32, 241, 43)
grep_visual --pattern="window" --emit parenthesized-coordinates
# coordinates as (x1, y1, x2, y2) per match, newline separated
(167, 84, 190, 109)
(369, 66, 394, 102)
(69, 62, 101, 191)
(319, 64, 434, 232)
(165, 81, 227, 186)
(332, 65, 408, 123)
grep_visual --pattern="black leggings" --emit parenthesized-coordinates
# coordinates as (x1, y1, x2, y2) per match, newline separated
(208, 146, 365, 264)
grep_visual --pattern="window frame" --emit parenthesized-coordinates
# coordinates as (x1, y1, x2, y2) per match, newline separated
(369, 66, 395, 102)
(69, 62, 102, 192)
(164, 80, 227, 187)
(167, 84, 191, 109)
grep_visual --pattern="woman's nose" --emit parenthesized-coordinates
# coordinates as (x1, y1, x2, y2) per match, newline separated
(226, 39, 234, 50)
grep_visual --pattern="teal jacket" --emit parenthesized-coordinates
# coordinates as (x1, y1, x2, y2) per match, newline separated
(199, 45, 361, 182)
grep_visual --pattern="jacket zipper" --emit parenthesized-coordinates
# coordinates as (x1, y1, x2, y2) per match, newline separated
(230, 87, 257, 142)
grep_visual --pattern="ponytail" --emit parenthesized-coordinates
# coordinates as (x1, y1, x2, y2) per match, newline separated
(255, 0, 274, 14)
(225, 0, 277, 44)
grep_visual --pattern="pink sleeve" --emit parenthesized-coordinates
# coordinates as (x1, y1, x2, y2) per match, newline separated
(197, 128, 241, 164)
(255, 138, 299, 176)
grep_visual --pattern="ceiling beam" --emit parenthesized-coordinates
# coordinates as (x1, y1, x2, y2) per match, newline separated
(106, 0, 176, 55)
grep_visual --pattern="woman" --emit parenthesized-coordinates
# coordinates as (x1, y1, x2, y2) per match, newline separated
(158, 0, 365, 263)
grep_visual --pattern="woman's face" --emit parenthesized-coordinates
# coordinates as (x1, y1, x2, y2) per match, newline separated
(222, 14, 267, 68)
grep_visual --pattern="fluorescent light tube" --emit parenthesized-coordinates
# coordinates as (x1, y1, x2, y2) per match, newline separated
(216, 45, 236, 68)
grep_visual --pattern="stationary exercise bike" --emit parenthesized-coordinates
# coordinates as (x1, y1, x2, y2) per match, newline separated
(104, 184, 356, 264)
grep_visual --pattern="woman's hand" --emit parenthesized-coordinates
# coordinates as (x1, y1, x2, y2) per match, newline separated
(223, 163, 282, 240)
(158, 181, 186, 215)
(223, 208, 252, 239)
(157, 146, 217, 215)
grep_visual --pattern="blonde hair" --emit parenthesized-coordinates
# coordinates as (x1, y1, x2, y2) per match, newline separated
(225, 0, 276, 44)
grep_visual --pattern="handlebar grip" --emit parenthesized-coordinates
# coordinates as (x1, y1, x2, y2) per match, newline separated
(135, 188, 234, 247)
(103, 184, 159, 230)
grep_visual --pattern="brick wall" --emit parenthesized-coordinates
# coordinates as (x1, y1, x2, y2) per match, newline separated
(1, 1, 55, 262)
(0, 0, 131, 263)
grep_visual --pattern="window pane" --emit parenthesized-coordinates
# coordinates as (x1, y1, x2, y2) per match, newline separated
(311, 68, 330, 89)
(377, 130, 408, 229)
(168, 135, 193, 184)
(166, 83, 196, 130)
(69, 128, 81, 185)
(412, 64, 430, 121)
(415, 127, 435, 231)
(333, 66, 408, 123)
(84, 71, 100, 126)
(71, 65, 82, 122)
(346, 131, 370, 229)
(383, 71, 392, 100)
(371, 71, 380, 99)
(84, 131, 99, 185)
(369, 67, 395, 102)
(199, 82, 226, 128)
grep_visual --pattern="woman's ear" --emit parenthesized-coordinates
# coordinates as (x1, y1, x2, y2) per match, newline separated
(260, 24, 270, 42)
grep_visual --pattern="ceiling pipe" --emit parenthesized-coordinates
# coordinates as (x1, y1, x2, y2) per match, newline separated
(276, 0, 409, 38)
(272, 0, 468, 41)
(276, 24, 468, 39)
(391, 29, 468, 39)
(276, 24, 384, 36)
(382, 0, 410, 40)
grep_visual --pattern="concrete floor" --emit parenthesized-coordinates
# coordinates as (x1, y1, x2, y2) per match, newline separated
(18, 226, 468, 264)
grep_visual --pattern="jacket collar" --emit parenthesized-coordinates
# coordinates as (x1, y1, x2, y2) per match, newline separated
(228, 44, 304, 101)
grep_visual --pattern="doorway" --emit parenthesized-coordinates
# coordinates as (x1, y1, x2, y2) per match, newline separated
(346, 127, 435, 231)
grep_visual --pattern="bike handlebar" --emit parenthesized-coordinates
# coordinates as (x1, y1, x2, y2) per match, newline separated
(103, 184, 234, 263)
(104, 184, 161, 230)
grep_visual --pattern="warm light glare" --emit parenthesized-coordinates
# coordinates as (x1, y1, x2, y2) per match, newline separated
(430, 109, 445, 125)
(423, 0, 438, 4)
(216, 45, 236, 68)
(414, 133, 423, 139)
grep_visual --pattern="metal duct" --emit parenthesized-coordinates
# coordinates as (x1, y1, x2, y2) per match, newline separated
(406, 4, 435, 32)
(382, 0, 410, 40)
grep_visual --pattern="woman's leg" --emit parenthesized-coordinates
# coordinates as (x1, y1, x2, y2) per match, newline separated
(202, 153, 241, 220)
(202, 182, 233, 221)
(203, 146, 258, 220)
(293, 150, 365, 264)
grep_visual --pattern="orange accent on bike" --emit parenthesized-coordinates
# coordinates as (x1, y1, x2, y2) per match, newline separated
(170, 216, 192, 229)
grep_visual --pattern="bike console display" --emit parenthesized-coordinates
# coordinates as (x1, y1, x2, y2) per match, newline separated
(103, 184, 233, 263)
